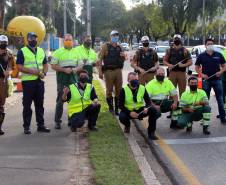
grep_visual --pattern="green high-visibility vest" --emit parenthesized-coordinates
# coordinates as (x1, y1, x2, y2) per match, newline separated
(124, 85, 145, 111)
(21, 46, 45, 81)
(68, 83, 92, 117)
(146, 78, 177, 100)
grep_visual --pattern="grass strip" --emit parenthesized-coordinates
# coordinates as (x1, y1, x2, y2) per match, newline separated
(88, 80, 144, 185)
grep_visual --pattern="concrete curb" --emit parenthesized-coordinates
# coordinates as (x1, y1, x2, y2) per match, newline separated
(133, 119, 188, 185)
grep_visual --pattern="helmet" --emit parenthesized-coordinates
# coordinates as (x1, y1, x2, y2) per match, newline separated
(141, 36, 149, 43)
(110, 30, 119, 36)
(173, 34, 182, 40)
(0, 35, 8, 43)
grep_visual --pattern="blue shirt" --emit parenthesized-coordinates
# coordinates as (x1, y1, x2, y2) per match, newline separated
(195, 51, 225, 81)
(16, 46, 47, 65)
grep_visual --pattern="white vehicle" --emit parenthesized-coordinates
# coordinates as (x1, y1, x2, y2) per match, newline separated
(155, 46, 169, 65)
(121, 43, 130, 51)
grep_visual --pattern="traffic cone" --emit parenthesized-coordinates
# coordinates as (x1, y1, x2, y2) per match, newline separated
(198, 67, 202, 89)
(15, 81, 23, 92)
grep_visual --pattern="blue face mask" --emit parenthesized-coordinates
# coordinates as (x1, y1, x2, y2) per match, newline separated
(111, 36, 119, 43)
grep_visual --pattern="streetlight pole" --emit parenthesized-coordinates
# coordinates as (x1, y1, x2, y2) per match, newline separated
(202, 0, 205, 44)
(87, 0, 91, 35)
(64, 0, 67, 35)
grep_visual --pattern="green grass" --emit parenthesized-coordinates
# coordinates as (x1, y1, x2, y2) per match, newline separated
(88, 80, 144, 185)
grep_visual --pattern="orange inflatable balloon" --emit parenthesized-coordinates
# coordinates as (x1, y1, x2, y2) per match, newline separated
(7, 16, 46, 45)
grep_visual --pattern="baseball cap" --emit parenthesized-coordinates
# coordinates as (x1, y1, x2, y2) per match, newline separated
(110, 30, 119, 36)
(141, 36, 149, 43)
(173, 34, 182, 40)
(27, 32, 37, 39)
(0, 35, 8, 43)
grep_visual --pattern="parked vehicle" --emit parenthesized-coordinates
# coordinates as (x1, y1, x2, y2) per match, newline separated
(132, 43, 139, 50)
(121, 42, 130, 51)
(149, 41, 157, 49)
(155, 46, 169, 65)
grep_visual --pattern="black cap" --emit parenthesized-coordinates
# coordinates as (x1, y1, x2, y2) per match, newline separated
(27, 32, 37, 39)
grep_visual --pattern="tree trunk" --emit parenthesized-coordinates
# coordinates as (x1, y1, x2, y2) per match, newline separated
(0, 0, 5, 29)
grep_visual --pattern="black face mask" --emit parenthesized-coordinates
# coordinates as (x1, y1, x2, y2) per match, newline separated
(0, 43, 7, 50)
(190, 85, 197, 91)
(79, 76, 89, 83)
(84, 41, 91, 48)
(142, 43, 149, 47)
(28, 40, 37, 48)
(156, 75, 164, 82)
(174, 40, 181, 46)
(130, 79, 139, 88)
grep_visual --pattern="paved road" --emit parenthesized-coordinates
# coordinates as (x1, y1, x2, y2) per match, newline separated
(125, 50, 226, 185)
(0, 72, 90, 185)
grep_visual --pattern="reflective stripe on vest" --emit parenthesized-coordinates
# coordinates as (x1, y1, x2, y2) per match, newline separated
(124, 85, 145, 111)
(21, 47, 45, 81)
(68, 83, 92, 117)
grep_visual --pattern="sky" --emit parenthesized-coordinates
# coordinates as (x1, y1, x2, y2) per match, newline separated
(122, 0, 152, 10)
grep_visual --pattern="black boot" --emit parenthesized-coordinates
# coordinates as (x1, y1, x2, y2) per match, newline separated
(186, 126, 192, 133)
(114, 97, 119, 116)
(170, 120, 183, 129)
(203, 125, 210, 135)
(124, 126, 130, 133)
(0, 113, 5, 135)
(106, 97, 114, 114)
(148, 132, 159, 140)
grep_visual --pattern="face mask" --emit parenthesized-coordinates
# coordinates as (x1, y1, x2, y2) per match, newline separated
(111, 36, 119, 43)
(142, 42, 149, 47)
(84, 41, 91, 48)
(190, 85, 197, 91)
(130, 79, 139, 88)
(156, 75, 164, 82)
(206, 45, 214, 52)
(174, 40, 181, 46)
(79, 76, 89, 83)
(0, 43, 7, 50)
(28, 40, 37, 48)
(64, 40, 73, 48)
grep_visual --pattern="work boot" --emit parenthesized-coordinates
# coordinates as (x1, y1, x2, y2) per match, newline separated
(55, 122, 61, 130)
(106, 97, 114, 114)
(0, 113, 5, 135)
(24, 129, 31, 135)
(88, 126, 98, 131)
(170, 120, 183, 130)
(148, 132, 159, 140)
(124, 126, 130, 133)
(114, 97, 119, 116)
(186, 126, 192, 133)
(37, 126, 51, 133)
(203, 125, 211, 135)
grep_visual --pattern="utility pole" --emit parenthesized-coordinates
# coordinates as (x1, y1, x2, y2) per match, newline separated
(87, 0, 91, 35)
(202, 0, 205, 44)
(64, 0, 67, 35)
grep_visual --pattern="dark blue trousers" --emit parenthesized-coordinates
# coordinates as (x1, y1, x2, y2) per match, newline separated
(22, 79, 45, 129)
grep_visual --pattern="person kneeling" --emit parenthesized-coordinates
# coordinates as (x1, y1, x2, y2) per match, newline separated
(119, 72, 160, 140)
(178, 77, 211, 135)
(62, 70, 101, 132)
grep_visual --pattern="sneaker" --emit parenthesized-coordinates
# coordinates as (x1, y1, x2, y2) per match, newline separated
(24, 129, 31, 135)
(203, 126, 211, 135)
(0, 129, 5, 135)
(88, 126, 98, 131)
(37, 126, 50, 133)
(124, 126, 130, 133)
(55, 123, 61, 130)
(216, 115, 220, 119)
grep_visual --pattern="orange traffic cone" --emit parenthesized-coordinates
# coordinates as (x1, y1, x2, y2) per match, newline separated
(198, 67, 202, 89)
(15, 81, 23, 92)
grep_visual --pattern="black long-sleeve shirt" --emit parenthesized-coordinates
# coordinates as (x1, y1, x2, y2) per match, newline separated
(119, 85, 151, 115)
(66, 83, 98, 102)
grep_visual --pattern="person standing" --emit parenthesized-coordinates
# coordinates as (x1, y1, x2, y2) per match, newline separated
(62, 70, 100, 132)
(131, 36, 158, 85)
(75, 35, 97, 82)
(195, 38, 226, 124)
(178, 77, 211, 135)
(0, 35, 14, 135)
(16, 32, 50, 134)
(98, 30, 126, 115)
(118, 72, 160, 140)
(163, 34, 192, 97)
(51, 34, 81, 129)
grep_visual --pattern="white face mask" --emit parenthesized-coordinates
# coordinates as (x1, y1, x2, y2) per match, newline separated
(206, 45, 214, 52)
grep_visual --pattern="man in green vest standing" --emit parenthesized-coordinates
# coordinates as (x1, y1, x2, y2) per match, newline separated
(17, 32, 50, 134)
(62, 70, 100, 132)
(74, 35, 97, 82)
(51, 34, 81, 129)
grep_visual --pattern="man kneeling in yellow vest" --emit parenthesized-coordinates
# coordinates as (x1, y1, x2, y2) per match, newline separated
(62, 70, 100, 132)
